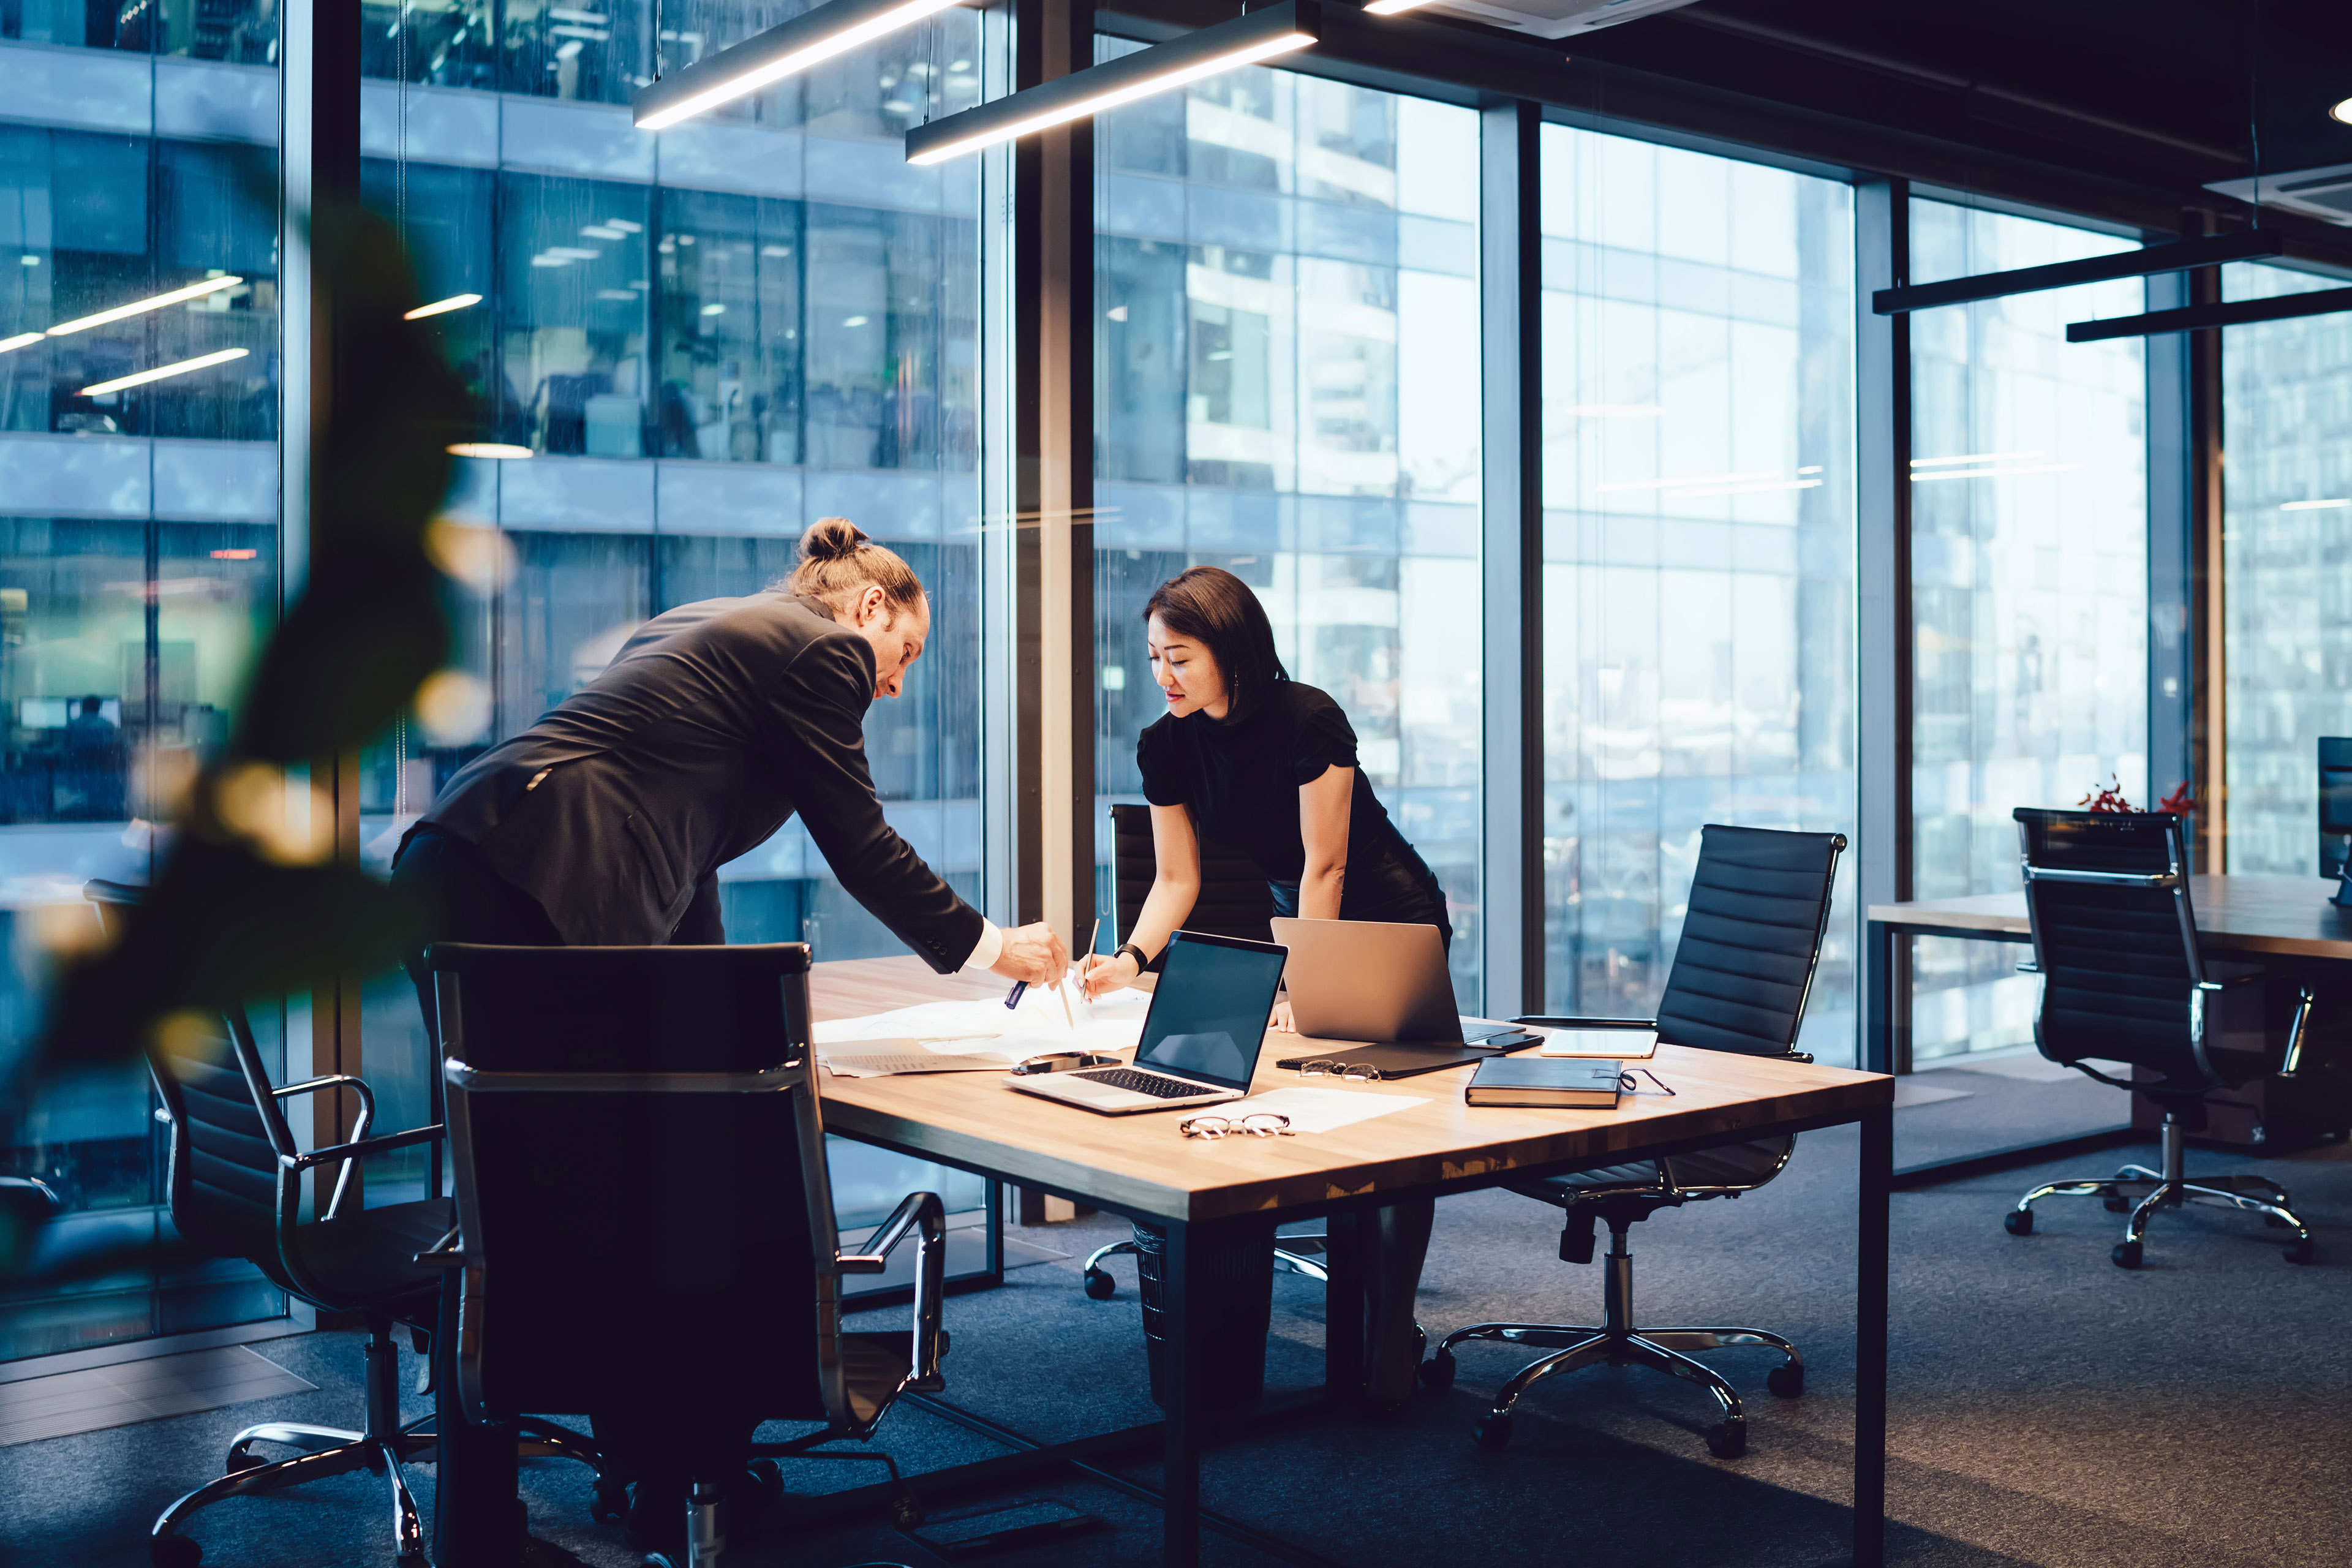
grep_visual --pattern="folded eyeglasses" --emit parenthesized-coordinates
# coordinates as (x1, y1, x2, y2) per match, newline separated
(1294, 1058, 1382, 1082)
(1178, 1112, 1294, 1140)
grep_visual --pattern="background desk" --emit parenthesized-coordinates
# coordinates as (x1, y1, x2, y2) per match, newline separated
(810, 956, 1894, 1567)
(1866, 873, 2352, 1177)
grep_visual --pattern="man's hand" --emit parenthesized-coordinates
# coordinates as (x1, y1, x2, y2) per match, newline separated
(990, 922, 1069, 988)
(1079, 949, 1142, 1000)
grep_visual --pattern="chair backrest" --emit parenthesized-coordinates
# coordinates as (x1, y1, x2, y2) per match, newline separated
(83, 879, 301, 1276)
(1109, 802, 1274, 964)
(432, 941, 842, 1431)
(2013, 808, 2259, 1089)
(1654, 824, 1847, 1057)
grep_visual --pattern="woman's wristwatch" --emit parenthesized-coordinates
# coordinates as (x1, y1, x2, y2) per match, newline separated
(1114, 942, 1150, 974)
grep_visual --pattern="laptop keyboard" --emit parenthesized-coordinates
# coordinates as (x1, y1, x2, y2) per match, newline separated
(1074, 1067, 1210, 1098)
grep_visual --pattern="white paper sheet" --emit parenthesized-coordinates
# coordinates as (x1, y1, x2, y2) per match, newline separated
(817, 991, 1148, 1061)
(1212, 1087, 1427, 1134)
(816, 1042, 1023, 1079)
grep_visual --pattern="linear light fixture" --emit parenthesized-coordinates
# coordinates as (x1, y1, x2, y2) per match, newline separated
(1872, 231, 2284, 316)
(447, 442, 535, 459)
(81, 347, 249, 398)
(405, 293, 483, 320)
(0, 332, 39, 355)
(50, 276, 243, 336)
(633, 0, 965, 130)
(1361, 0, 1430, 12)
(1912, 450, 2042, 467)
(905, 1, 1318, 166)
(2283, 498, 2351, 510)
(2067, 283, 2352, 342)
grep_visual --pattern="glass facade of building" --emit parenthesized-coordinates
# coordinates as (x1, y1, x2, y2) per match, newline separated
(2219, 263, 2352, 878)
(1536, 124, 1858, 1058)
(1907, 202, 2149, 1059)
(0, 9, 286, 1359)
(1093, 45, 1485, 1003)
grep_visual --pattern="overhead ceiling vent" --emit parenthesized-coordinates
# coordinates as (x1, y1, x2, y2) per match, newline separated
(2206, 164, 2352, 227)
(1417, 0, 1700, 43)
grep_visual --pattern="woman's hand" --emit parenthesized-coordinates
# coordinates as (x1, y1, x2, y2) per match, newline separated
(1270, 1000, 1297, 1033)
(1079, 949, 1142, 999)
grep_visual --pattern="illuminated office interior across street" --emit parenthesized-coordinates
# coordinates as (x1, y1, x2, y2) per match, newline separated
(4, 6, 2352, 1568)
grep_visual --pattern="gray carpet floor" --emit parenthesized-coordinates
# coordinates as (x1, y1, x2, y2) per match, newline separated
(4, 1123, 2347, 1568)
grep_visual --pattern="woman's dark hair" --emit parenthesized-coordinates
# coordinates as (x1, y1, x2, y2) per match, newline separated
(1143, 566, 1288, 721)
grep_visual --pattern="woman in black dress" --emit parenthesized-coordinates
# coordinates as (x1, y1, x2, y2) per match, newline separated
(1078, 564, 1450, 1411)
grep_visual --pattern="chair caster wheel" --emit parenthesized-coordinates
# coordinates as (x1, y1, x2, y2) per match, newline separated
(1082, 1267, 1118, 1300)
(888, 1490, 927, 1529)
(1766, 1362, 1804, 1398)
(1417, 1349, 1456, 1395)
(2003, 1209, 2033, 1236)
(2284, 1239, 2314, 1265)
(1412, 1324, 1427, 1363)
(2101, 1191, 2129, 1213)
(2265, 1213, 2292, 1229)
(225, 1449, 263, 1476)
(590, 1480, 631, 1525)
(1705, 1422, 1747, 1459)
(2112, 1240, 2143, 1270)
(150, 1536, 202, 1568)
(1472, 1412, 1513, 1451)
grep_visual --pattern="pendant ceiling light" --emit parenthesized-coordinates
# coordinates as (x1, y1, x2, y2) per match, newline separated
(634, 0, 966, 130)
(904, 1, 1318, 166)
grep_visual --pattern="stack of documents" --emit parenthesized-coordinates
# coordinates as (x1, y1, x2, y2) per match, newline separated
(815, 987, 1150, 1077)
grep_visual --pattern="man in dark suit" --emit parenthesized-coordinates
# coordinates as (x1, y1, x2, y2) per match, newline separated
(394, 519, 1067, 1562)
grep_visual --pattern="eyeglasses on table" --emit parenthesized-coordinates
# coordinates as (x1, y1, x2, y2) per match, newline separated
(1178, 1112, 1294, 1139)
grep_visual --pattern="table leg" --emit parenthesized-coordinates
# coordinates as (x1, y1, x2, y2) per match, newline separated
(1161, 1218, 1202, 1568)
(1864, 919, 1896, 1076)
(1321, 1210, 1367, 1406)
(1855, 1104, 1890, 1567)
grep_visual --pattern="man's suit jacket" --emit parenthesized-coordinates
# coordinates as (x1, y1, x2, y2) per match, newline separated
(410, 592, 982, 970)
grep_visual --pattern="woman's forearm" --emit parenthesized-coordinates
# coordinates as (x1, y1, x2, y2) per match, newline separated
(1128, 875, 1200, 961)
(1298, 861, 1345, 921)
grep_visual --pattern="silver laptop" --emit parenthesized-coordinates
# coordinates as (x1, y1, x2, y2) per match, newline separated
(1007, 930, 1288, 1115)
(1272, 916, 1522, 1045)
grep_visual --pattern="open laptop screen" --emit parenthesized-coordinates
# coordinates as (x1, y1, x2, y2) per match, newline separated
(1133, 932, 1288, 1091)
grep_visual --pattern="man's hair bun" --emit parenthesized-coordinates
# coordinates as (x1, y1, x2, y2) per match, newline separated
(800, 517, 870, 562)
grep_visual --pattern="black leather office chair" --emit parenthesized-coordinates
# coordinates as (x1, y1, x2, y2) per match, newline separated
(427, 941, 948, 1567)
(1084, 803, 1327, 1300)
(2000, 809, 2315, 1268)
(74, 882, 600, 1568)
(1422, 825, 1845, 1459)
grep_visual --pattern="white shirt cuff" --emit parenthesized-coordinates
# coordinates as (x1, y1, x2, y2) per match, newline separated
(962, 920, 1004, 973)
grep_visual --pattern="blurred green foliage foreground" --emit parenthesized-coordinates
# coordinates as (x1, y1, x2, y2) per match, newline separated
(0, 192, 470, 1282)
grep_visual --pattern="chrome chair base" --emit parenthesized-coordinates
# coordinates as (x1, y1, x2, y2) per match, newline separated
(2007, 1113, 2315, 1268)
(1422, 1227, 1801, 1459)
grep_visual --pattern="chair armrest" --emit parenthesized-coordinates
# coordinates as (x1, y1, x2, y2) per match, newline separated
(412, 1225, 466, 1270)
(837, 1191, 947, 1393)
(2194, 974, 2263, 992)
(2282, 985, 2316, 1079)
(284, 1124, 445, 1219)
(271, 1074, 379, 1221)
(1511, 1016, 1659, 1030)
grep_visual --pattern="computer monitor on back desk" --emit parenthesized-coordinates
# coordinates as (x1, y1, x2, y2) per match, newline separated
(2321, 737, 2352, 880)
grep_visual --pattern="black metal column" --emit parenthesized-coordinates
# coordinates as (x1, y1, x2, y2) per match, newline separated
(1010, 0, 1096, 944)
(1855, 179, 1913, 1074)
(1480, 100, 1543, 1019)
(1854, 1102, 1891, 1566)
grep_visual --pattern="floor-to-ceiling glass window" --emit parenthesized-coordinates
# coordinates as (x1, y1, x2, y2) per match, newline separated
(358, 0, 992, 1238)
(1094, 47, 1485, 1003)
(0, 13, 285, 1361)
(1908, 204, 2148, 1058)
(1537, 124, 1858, 1059)
(2219, 263, 2352, 876)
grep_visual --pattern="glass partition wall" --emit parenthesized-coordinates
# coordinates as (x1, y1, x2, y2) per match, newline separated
(2218, 263, 2352, 876)
(1093, 47, 1485, 1005)
(1906, 203, 2149, 1061)
(0, 15, 287, 1361)
(1536, 124, 1859, 1058)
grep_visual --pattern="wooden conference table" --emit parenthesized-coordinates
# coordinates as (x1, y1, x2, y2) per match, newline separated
(809, 957, 1896, 1567)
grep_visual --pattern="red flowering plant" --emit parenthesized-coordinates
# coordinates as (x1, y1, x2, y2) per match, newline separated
(2078, 776, 2195, 815)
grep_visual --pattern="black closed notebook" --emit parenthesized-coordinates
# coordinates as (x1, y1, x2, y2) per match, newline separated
(1465, 1055, 1624, 1109)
